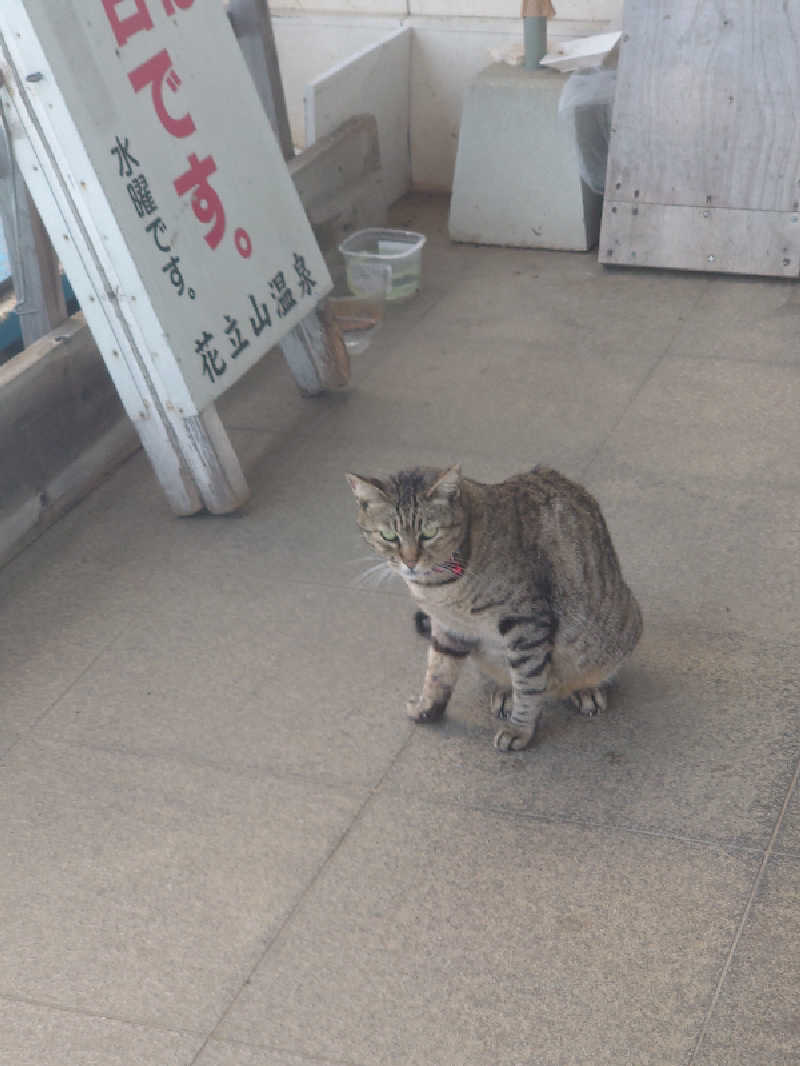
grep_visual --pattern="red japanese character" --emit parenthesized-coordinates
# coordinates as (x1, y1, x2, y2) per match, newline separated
(173, 153, 226, 250)
(128, 50, 196, 139)
(102, 0, 153, 47)
(163, 0, 194, 11)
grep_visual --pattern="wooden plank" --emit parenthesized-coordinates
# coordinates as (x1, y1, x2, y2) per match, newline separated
(601, 0, 800, 276)
(608, 1, 800, 211)
(230, 0, 349, 394)
(227, 0, 294, 162)
(601, 201, 800, 277)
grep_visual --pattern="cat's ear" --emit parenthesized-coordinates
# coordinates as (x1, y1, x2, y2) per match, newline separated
(426, 464, 462, 499)
(346, 473, 388, 506)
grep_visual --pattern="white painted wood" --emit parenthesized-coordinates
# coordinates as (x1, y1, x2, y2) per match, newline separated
(600, 0, 800, 276)
(183, 405, 250, 509)
(0, 6, 252, 514)
(5, 0, 330, 413)
(0, 0, 338, 511)
(305, 28, 411, 208)
(0, 126, 67, 345)
(0, 55, 203, 514)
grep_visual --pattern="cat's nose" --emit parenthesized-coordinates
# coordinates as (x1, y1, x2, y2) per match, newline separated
(401, 546, 420, 568)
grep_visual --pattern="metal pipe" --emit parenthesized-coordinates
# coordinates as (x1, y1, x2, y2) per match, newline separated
(523, 15, 547, 69)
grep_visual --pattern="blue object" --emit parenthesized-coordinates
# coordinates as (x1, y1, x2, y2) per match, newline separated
(0, 274, 80, 366)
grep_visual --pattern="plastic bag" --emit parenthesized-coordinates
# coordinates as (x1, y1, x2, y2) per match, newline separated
(558, 68, 616, 194)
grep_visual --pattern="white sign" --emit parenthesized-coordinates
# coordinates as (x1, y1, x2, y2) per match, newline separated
(4, 0, 331, 413)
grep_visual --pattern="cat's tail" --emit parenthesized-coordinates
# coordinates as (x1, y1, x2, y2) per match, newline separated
(414, 610, 431, 638)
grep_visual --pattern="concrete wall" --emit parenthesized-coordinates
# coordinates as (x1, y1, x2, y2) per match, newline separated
(272, 4, 623, 191)
(271, 0, 622, 18)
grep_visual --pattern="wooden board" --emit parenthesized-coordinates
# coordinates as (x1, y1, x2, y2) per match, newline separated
(600, 0, 800, 276)
(602, 202, 800, 277)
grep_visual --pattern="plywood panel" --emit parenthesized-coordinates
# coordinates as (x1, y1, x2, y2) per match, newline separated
(602, 201, 800, 277)
(600, 0, 800, 276)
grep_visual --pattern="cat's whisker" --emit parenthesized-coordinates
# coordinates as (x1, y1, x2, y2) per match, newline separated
(353, 560, 397, 588)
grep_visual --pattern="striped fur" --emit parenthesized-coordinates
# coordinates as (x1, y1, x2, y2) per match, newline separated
(347, 464, 642, 751)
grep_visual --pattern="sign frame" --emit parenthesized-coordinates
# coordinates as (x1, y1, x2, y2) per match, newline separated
(0, 0, 332, 513)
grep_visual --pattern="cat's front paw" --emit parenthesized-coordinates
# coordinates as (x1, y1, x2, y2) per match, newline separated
(406, 697, 448, 723)
(494, 724, 535, 752)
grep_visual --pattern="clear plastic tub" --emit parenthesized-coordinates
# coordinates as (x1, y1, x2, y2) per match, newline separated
(339, 228, 426, 302)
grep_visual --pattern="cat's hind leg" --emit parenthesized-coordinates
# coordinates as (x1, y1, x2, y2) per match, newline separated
(570, 686, 608, 718)
(494, 606, 554, 752)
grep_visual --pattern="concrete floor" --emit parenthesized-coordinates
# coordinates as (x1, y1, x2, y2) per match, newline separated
(2, 193, 799, 1065)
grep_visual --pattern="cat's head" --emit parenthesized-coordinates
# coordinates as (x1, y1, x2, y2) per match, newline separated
(346, 465, 466, 580)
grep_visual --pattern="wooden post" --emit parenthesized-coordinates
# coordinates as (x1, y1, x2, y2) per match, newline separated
(0, 116, 67, 346)
(229, 0, 349, 395)
(227, 0, 294, 162)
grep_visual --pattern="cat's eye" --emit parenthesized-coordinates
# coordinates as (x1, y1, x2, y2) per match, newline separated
(380, 530, 400, 543)
(420, 525, 439, 541)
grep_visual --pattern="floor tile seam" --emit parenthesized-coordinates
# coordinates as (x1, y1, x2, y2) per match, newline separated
(186, 726, 419, 1066)
(24, 733, 374, 802)
(207, 1033, 369, 1066)
(373, 779, 766, 858)
(583, 460, 800, 494)
(579, 281, 712, 481)
(659, 350, 800, 371)
(0, 616, 140, 764)
(0, 988, 205, 1041)
(686, 751, 800, 1065)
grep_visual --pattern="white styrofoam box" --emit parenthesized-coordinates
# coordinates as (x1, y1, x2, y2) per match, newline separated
(305, 28, 412, 207)
(272, 16, 403, 148)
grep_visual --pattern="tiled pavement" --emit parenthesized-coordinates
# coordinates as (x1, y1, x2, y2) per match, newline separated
(1, 194, 798, 1065)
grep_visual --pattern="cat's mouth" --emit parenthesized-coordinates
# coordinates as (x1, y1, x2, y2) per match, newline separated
(399, 555, 465, 583)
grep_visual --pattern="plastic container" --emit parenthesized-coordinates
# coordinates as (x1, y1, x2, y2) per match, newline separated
(339, 228, 426, 302)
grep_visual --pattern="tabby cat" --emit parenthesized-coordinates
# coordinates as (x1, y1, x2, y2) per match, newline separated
(347, 464, 642, 751)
